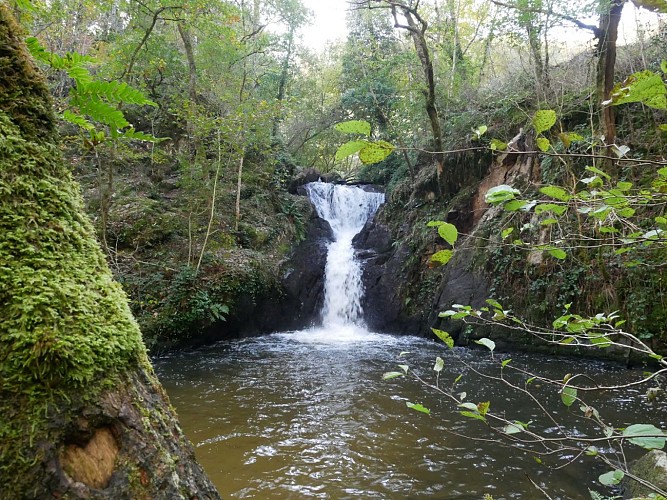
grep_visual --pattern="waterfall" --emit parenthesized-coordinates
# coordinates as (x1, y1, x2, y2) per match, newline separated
(305, 181, 385, 329)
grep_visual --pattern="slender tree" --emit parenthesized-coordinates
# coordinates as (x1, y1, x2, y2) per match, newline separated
(355, 0, 446, 195)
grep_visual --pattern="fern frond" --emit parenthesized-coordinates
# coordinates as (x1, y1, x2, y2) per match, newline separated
(72, 96, 129, 130)
(79, 81, 157, 107)
(62, 110, 94, 131)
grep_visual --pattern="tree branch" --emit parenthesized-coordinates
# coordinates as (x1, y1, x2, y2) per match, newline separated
(490, 0, 602, 37)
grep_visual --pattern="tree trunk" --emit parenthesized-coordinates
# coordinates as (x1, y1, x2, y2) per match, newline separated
(393, 5, 445, 197)
(596, 0, 624, 151)
(0, 5, 219, 498)
(272, 27, 294, 139)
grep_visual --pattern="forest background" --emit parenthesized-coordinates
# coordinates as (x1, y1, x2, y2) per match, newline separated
(7, 0, 666, 351)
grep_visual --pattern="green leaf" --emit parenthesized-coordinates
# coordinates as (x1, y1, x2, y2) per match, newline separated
(406, 402, 431, 415)
(460, 411, 486, 422)
(599, 470, 625, 486)
(431, 328, 454, 348)
(501, 228, 514, 239)
(501, 358, 512, 367)
(475, 338, 496, 352)
(430, 250, 454, 265)
(617, 207, 636, 218)
(433, 357, 444, 372)
(585, 165, 612, 180)
(426, 220, 445, 227)
(477, 401, 490, 416)
(589, 335, 613, 348)
(335, 140, 368, 161)
(474, 125, 488, 138)
(437, 223, 458, 245)
(119, 128, 164, 143)
(485, 298, 503, 309)
(605, 70, 667, 109)
(503, 200, 526, 211)
(398, 364, 409, 374)
(334, 120, 371, 136)
(536, 137, 551, 152)
(561, 386, 577, 407)
(80, 81, 156, 106)
(490, 138, 508, 151)
(535, 203, 567, 216)
(383, 371, 404, 380)
(503, 422, 524, 434)
(73, 97, 129, 129)
(485, 185, 520, 204)
(532, 110, 557, 134)
(539, 186, 571, 201)
(623, 424, 666, 450)
(359, 141, 395, 164)
(548, 248, 567, 260)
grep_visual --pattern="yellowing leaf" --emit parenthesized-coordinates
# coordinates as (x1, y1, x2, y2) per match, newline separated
(536, 137, 551, 152)
(431, 328, 454, 348)
(605, 70, 667, 110)
(335, 140, 368, 161)
(430, 250, 453, 265)
(359, 140, 395, 164)
(334, 120, 371, 136)
(437, 222, 458, 246)
(532, 110, 557, 134)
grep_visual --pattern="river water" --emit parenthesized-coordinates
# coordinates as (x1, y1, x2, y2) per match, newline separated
(154, 183, 665, 498)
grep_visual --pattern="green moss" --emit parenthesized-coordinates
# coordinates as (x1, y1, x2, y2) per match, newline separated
(0, 4, 146, 487)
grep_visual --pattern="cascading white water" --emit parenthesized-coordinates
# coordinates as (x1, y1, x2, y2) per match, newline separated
(305, 181, 384, 329)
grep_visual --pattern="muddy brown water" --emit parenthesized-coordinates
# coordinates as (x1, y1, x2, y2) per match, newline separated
(154, 327, 666, 499)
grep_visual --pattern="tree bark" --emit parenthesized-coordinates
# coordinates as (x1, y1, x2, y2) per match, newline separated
(389, 2, 445, 197)
(596, 0, 624, 150)
(0, 5, 219, 498)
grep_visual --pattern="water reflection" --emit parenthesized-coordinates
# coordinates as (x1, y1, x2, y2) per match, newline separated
(155, 331, 665, 499)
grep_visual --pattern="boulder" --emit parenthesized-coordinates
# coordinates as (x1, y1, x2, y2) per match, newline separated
(624, 450, 667, 499)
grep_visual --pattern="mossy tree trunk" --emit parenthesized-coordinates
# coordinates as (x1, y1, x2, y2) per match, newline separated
(0, 5, 219, 498)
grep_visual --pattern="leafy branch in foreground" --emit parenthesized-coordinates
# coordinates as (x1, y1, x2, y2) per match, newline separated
(334, 119, 395, 164)
(387, 326, 667, 497)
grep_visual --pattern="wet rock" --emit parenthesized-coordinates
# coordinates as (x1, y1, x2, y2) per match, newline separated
(274, 212, 333, 330)
(355, 216, 422, 334)
(288, 168, 322, 194)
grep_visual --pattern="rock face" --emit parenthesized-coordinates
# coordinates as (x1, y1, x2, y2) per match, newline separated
(355, 217, 423, 333)
(625, 450, 667, 498)
(274, 211, 333, 330)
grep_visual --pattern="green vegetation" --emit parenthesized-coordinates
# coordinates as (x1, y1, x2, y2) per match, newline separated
(6, 0, 667, 495)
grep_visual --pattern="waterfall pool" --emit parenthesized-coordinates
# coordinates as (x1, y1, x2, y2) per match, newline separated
(154, 330, 664, 498)
(155, 183, 665, 498)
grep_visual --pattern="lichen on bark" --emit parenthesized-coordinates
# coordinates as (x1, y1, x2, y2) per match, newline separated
(0, 4, 218, 497)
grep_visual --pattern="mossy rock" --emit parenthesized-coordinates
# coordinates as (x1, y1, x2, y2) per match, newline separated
(107, 197, 179, 248)
(625, 450, 667, 498)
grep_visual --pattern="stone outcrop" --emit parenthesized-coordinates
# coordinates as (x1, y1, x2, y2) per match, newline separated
(355, 216, 423, 333)
(274, 211, 333, 330)
(625, 450, 667, 498)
